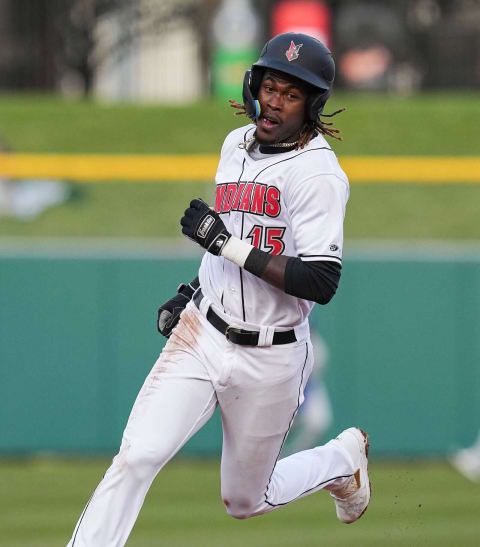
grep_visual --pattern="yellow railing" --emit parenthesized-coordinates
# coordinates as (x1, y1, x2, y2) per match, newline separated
(0, 154, 479, 183)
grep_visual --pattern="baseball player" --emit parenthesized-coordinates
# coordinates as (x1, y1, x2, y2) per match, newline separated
(68, 33, 371, 546)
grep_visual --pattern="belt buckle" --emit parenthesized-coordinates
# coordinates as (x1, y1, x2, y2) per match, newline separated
(225, 326, 259, 346)
(225, 326, 242, 341)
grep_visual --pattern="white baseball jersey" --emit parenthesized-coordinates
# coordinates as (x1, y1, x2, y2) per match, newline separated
(199, 124, 350, 328)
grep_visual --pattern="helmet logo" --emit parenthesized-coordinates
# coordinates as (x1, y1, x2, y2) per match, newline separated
(285, 41, 303, 62)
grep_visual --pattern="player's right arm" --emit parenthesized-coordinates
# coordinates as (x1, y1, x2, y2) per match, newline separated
(179, 204, 339, 304)
(180, 175, 346, 305)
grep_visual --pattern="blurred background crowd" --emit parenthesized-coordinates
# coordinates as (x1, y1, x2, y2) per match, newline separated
(0, 0, 479, 102)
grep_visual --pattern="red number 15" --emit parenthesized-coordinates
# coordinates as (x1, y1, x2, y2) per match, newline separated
(246, 225, 286, 255)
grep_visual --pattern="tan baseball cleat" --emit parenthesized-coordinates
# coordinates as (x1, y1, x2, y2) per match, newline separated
(330, 427, 371, 524)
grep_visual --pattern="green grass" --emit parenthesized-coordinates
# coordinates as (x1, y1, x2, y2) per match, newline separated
(0, 182, 479, 240)
(1, 458, 479, 546)
(345, 183, 480, 240)
(0, 92, 478, 155)
(0, 92, 479, 241)
(0, 182, 214, 239)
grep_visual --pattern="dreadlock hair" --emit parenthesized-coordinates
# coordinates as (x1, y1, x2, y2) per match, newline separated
(228, 99, 345, 151)
(297, 108, 345, 147)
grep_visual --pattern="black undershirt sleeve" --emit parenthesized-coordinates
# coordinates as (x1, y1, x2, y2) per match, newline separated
(284, 258, 341, 305)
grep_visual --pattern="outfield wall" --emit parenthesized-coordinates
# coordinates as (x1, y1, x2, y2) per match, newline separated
(1, 246, 479, 457)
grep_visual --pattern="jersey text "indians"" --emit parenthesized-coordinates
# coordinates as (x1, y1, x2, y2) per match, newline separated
(215, 182, 281, 217)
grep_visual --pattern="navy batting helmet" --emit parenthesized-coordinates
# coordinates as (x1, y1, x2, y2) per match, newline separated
(242, 33, 335, 121)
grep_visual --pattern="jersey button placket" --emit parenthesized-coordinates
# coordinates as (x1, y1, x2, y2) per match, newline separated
(231, 211, 241, 236)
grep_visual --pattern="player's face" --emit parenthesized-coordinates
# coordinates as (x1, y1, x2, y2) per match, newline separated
(256, 71, 309, 145)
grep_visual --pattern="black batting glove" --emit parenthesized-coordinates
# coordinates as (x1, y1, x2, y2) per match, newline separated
(180, 198, 231, 256)
(157, 279, 198, 338)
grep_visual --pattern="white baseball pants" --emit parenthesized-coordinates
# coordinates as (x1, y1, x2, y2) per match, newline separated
(67, 301, 356, 546)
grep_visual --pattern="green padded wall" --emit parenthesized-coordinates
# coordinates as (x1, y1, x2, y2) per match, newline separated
(1, 248, 478, 457)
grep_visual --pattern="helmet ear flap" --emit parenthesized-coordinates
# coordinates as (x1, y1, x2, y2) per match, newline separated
(306, 89, 331, 121)
(242, 70, 261, 120)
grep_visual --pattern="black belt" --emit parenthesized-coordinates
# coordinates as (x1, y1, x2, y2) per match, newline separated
(193, 289, 296, 346)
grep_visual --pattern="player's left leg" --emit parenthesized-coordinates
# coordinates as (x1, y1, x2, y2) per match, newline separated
(218, 338, 362, 520)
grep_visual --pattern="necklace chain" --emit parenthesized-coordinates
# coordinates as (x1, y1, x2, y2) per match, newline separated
(238, 136, 256, 149)
(264, 140, 298, 148)
(238, 137, 298, 150)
